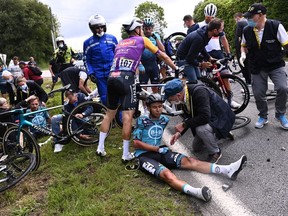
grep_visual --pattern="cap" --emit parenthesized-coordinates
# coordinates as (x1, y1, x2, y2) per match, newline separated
(164, 79, 184, 99)
(244, 3, 267, 18)
(19, 61, 26, 65)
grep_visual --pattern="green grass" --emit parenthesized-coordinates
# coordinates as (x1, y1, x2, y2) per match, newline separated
(0, 80, 201, 216)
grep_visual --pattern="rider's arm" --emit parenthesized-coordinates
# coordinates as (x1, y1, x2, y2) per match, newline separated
(220, 34, 231, 54)
(143, 37, 177, 70)
(78, 72, 90, 95)
(153, 33, 165, 52)
(133, 139, 160, 152)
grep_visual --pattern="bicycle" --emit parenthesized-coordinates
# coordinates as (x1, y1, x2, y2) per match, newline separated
(0, 152, 36, 192)
(2, 85, 111, 170)
(227, 55, 242, 75)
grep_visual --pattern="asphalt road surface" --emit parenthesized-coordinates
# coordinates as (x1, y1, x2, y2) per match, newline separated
(162, 78, 288, 215)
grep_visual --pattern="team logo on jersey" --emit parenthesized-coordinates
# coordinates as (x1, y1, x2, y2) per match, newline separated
(148, 125, 163, 140)
(32, 115, 45, 126)
(119, 39, 136, 47)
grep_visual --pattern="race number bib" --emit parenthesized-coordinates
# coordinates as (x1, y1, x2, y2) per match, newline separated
(119, 57, 134, 71)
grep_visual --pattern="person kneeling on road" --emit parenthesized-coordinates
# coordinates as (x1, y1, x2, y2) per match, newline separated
(165, 79, 235, 163)
(133, 93, 247, 202)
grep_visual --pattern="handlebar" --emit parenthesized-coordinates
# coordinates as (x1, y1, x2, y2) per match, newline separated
(48, 84, 71, 96)
(211, 58, 229, 74)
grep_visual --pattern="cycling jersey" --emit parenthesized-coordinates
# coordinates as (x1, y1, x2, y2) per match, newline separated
(83, 34, 118, 78)
(142, 33, 161, 61)
(133, 114, 169, 157)
(110, 36, 159, 73)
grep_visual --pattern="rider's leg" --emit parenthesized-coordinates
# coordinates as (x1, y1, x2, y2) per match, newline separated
(122, 110, 135, 159)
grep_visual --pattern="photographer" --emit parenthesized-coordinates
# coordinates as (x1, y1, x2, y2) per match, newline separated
(53, 36, 76, 73)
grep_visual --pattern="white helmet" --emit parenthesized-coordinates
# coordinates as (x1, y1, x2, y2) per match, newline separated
(55, 36, 65, 43)
(123, 17, 143, 32)
(204, 3, 217, 17)
(89, 14, 106, 27)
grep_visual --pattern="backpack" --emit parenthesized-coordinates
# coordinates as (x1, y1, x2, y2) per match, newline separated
(28, 65, 42, 76)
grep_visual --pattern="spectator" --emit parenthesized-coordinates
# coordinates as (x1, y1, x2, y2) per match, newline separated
(183, 15, 199, 34)
(2, 71, 17, 107)
(51, 89, 92, 153)
(241, 3, 288, 129)
(15, 77, 48, 107)
(133, 93, 247, 202)
(60, 66, 91, 95)
(164, 79, 235, 163)
(0, 64, 8, 98)
(19, 61, 43, 86)
(52, 36, 76, 73)
(28, 57, 37, 66)
(0, 97, 15, 139)
(25, 96, 50, 139)
(83, 14, 118, 105)
(8, 56, 23, 78)
(234, 12, 250, 85)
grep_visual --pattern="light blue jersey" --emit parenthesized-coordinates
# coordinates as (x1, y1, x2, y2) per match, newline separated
(133, 114, 169, 157)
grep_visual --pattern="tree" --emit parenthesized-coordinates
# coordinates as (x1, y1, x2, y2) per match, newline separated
(0, 0, 59, 64)
(134, 1, 167, 37)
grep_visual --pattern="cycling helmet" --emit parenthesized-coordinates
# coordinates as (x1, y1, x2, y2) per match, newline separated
(143, 17, 154, 27)
(55, 36, 65, 43)
(89, 14, 107, 34)
(204, 3, 217, 17)
(123, 17, 143, 33)
(55, 36, 65, 48)
(146, 93, 164, 105)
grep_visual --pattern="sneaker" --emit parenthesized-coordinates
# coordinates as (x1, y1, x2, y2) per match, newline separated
(54, 144, 64, 153)
(195, 186, 212, 202)
(227, 155, 247, 181)
(207, 150, 222, 164)
(96, 149, 107, 157)
(276, 115, 288, 130)
(230, 100, 241, 109)
(255, 117, 268, 129)
(122, 153, 135, 163)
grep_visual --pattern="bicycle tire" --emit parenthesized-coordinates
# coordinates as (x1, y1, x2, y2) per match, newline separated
(198, 77, 222, 97)
(0, 153, 36, 192)
(164, 32, 186, 59)
(219, 74, 250, 114)
(66, 101, 112, 147)
(2, 126, 41, 171)
(231, 116, 251, 130)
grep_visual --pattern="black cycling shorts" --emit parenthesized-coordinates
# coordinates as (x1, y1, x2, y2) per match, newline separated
(107, 71, 137, 110)
(137, 151, 185, 177)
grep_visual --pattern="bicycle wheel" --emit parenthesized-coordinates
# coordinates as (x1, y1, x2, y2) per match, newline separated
(228, 58, 241, 75)
(164, 32, 186, 60)
(231, 116, 251, 130)
(2, 126, 41, 171)
(219, 74, 250, 114)
(66, 101, 111, 147)
(0, 153, 36, 192)
(199, 77, 222, 97)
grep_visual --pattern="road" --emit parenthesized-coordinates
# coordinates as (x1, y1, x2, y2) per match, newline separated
(161, 74, 288, 215)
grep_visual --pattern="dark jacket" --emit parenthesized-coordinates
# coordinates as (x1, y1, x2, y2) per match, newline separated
(243, 19, 285, 73)
(181, 83, 235, 139)
(234, 19, 248, 56)
(176, 26, 210, 66)
(63, 93, 92, 116)
(15, 80, 48, 107)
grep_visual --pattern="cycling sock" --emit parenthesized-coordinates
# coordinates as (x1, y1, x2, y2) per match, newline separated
(123, 139, 130, 156)
(182, 184, 203, 199)
(210, 163, 229, 176)
(98, 132, 107, 151)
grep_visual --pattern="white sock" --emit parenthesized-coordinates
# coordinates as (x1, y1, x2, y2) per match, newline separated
(123, 139, 130, 156)
(97, 132, 107, 151)
(182, 184, 203, 198)
(210, 163, 229, 176)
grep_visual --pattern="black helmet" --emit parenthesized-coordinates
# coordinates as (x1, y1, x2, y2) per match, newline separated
(146, 93, 164, 105)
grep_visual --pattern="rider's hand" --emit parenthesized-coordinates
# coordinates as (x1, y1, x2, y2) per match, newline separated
(152, 33, 158, 40)
(158, 146, 169, 154)
(239, 52, 246, 67)
(200, 61, 212, 69)
(25, 95, 37, 103)
(89, 74, 97, 83)
(225, 53, 233, 61)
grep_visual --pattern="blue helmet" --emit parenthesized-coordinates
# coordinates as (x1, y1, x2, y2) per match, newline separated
(143, 17, 154, 27)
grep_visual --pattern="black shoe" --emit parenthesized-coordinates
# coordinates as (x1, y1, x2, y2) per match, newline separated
(196, 186, 212, 202)
(207, 150, 222, 164)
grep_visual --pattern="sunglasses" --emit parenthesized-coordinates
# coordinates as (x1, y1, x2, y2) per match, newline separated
(95, 26, 105, 30)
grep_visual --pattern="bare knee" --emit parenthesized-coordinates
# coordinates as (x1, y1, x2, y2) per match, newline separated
(181, 157, 200, 169)
(160, 169, 177, 184)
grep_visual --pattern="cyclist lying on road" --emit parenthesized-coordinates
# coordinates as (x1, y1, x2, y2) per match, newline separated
(133, 93, 247, 202)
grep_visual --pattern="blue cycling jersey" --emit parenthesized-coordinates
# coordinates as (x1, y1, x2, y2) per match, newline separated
(141, 32, 161, 61)
(83, 34, 118, 78)
(133, 114, 169, 157)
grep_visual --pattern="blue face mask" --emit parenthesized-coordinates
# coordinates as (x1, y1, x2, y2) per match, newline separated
(248, 19, 257, 27)
(20, 84, 28, 92)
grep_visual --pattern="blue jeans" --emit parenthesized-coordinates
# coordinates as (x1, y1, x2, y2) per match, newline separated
(51, 114, 63, 143)
(184, 63, 200, 82)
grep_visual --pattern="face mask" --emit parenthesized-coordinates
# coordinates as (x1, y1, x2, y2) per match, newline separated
(7, 78, 13, 83)
(170, 100, 182, 105)
(20, 84, 28, 92)
(96, 32, 105, 37)
(248, 19, 257, 27)
(58, 42, 64, 48)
